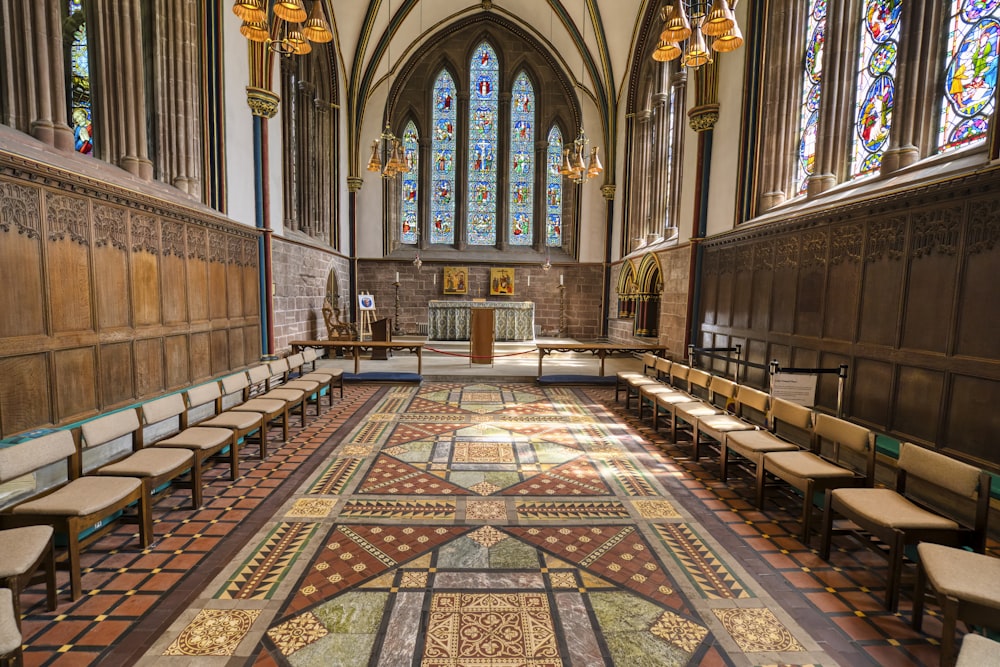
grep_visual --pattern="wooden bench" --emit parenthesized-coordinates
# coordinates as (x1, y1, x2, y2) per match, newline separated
(291, 340, 425, 375)
(539, 343, 667, 377)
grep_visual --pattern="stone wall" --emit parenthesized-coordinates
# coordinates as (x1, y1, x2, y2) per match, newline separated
(271, 236, 349, 353)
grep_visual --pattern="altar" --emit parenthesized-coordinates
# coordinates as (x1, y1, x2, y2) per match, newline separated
(427, 300, 535, 341)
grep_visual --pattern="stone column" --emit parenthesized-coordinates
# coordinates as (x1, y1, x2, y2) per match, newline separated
(668, 68, 687, 230)
(455, 91, 470, 251)
(636, 109, 653, 240)
(808, 0, 855, 196)
(281, 61, 301, 233)
(497, 91, 511, 251)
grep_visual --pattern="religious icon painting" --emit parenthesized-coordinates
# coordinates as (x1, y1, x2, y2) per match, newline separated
(443, 267, 468, 295)
(489, 268, 515, 296)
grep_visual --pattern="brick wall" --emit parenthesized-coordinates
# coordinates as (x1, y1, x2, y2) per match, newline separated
(271, 237, 349, 353)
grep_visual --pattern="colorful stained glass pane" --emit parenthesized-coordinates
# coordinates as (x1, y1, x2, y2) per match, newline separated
(508, 72, 534, 246)
(851, 0, 901, 178)
(797, 0, 826, 193)
(546, 126, 563, 247)
(431, 70, 456, 244)
(68, 0, 93, 155)
(467, 43, 499, 246)
(940, 1, 1000, 151)
(400, 122, 419, 245)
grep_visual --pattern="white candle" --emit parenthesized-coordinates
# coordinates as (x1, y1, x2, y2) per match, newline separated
(559, 274, 563, 286)
(433, 273, 437, 284)
(526, 275, 530, 286)
(395, 271, 400, 283)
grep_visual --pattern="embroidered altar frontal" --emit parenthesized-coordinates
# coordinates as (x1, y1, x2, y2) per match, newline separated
(427, 300, 535, 340)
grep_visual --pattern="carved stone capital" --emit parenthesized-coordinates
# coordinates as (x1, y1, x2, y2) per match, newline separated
(688, 104, 720, 132)
(348, 177, 365, 193)
(601, 183, 617, 200)
(246, 86, 280, 119)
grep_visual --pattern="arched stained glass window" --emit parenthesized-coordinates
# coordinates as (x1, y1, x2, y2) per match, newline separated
(508, 72, 534, 246)
(797, 0, 827, 193)
(400, 121, 419, 245)
(67, 0, 93, 155)
(851, 0, 901, 178)
(431, 70, 456, 244)
(939, 0, 1000, 151)
(545, 126, 563, 247)
(467, 42, 499, 246)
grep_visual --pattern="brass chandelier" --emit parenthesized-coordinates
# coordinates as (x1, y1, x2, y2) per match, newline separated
(366, 124, 411, 178)
(233, 0, 333, 56)
(652, 0, 743, 66)
(559, 128, 603, 184)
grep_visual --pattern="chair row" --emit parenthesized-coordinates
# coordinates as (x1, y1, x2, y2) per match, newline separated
(0, 349, 342, 608)
(617, 355, 993, 619)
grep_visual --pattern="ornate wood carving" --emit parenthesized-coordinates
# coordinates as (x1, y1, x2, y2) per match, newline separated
(912, 207, 961, 258)
(831, 223, 863, 265)
(966, 199, 1000, 256)
(94, 204, 127, 250)
(754, 241, 774, 271)
(45, 192, 89, 245)
(228, 236, 243, 266)
(188, 226, 207, 260)
(0, 181, 41, 238)
(866, 217, 906, 262)
(801, 230, 828, 269)
(131, 214, 160, 255)
(775, 237, 799, 269)
(703, 249, 720, 276)
(718, 247, 735, 274)
(243, 238, 259, 265)
(736, 245, 753, 273)
(209, 232, 227, 263)
(162, 221, 186, 257)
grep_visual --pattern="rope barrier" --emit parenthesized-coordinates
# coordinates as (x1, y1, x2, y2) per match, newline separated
(423, 345, 539, 360)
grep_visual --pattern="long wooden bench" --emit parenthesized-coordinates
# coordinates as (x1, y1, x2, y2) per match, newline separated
(540, 343, 667, 377)
(291, 340, 425, 375)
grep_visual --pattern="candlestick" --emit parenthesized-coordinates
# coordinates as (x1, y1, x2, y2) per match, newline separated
(395, 271, 400, 283)
(559, 274, 563, 286)
(526, 275, 530, 287)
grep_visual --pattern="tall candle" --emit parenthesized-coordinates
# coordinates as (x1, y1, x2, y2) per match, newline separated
(395, 271, 400, 283)
(526, 275, 530, 286)
(559, 274, 563, 286)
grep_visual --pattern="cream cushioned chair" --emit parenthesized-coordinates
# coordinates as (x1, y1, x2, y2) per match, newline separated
(0, 526, 57, 620)
(141, 393, 240, 483)
(188, 382, 267, 460)
(955, 634, 1000, 667)
(719, 397, 809, 485)
(0, 430, 150, 601)
(820, 442, 990, 612)
(912, 543, 1000, 667)
(691, 385, 770, 462)
(0, 588, 21, 667)
(299, 347, 344, 399)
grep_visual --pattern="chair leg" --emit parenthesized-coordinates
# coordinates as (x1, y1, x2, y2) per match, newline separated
(885, 531, 905, 612)
(66, 521, 83, 602)
(754, 461, 768, 508)
(137, 493, 153, 549)
(43, 537, 58, 611)
(911, 560, 927, 632)
(189, 458, 203, 510)
(800, 481, 816, 545)
(939, 594, 960, 667)
(819, 490, 836, 560)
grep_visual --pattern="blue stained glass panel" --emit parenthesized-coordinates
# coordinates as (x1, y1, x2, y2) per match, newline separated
(68, 0, 93, 155)
(508, 72, 534, 246)
(940, 0, 1000, 151)
(430, 70, 456, 244)
(797, 0, 827, 193)
(851, 0, 901, 178)
(467, 43, 499, 246)
(400, 122, 419, 245)
(546, 126, 563, 247)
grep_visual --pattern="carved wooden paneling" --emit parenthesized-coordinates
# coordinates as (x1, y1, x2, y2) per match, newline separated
(209, 232, 228, 320)
(893, 366, 944, 444)
(946, 374, 1000, 463)
(227, 236, 244, 319)
(229, 326, 245, 369)
(956, 198, 1000, 359)
(0, 354, 51, 434)
(700, 251, 719, 325)
(134, 338, 164, 398)
(161, 222, 188, 324)
(0, 182, 45, 338)
(53, 347, 98, 423)
(188, 226, 210, 322)
(716, 271, 733, 327)
(190, 332, 211, 381)
(901, 207, 962, 354)
(210, 329, 229, 375)
(94, 203, 131, 329)
(824, 224, 863, 341)
(243, 325, 261, 365)
(242, 239, 260, 316)
(816, 352, 849, 412)
(164, 335, 190, 390)
(100, 342, 134, 407)
(859, 217, 906, 347)
(771, 237, 799, 334)
(45, 192, 93, 333)
(130, 214, 162, 327)
(795, 230, 827, 337)
(849, 357, 893, 429)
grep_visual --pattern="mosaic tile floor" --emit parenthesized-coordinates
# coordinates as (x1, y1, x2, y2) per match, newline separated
(12, 381, 988, 666)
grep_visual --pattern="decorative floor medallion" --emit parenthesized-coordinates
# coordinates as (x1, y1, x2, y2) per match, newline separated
(163, 608, 262, 656)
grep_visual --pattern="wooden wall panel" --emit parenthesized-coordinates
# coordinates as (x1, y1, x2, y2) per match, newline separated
(732, 246, 753, 329)
(244, 326, 261, 365)
(823, 224, 863, 341)
(164, 335, 190, 390)
(227, 236, 244, 319)
(893, 366, 945, 444)
(190, 332, 211, 381)
(229, 327, 245, 369)
(130, 215, 162, 327)
(100, 342, 134, 407)
(770, 237, 799, 334)
(161, 222, 188, 324)
(209, 233, 228, 320)
(817, 352, 849, 414)
(700, 259, 718, 325)
(858, 217, 906, 346)
(53, 347, 98, 422)
(134, 338, 164, 398)
(0, 182, 45, 338)
(956, 228, 1000, 359)
(0, 354, 50, 434)
(850, 357, 892, 429)
(211, 329, 229, 376)
(900, 207, 962, 353)
(946, 374, 1000, 462)
(94, 204, 130, 328)
(45, 193, 93, 333)
(716, 265, 734, 328)
(242, 239, 260, 316)
(795, 230, 827, 337)
(187, 227, 210, 321)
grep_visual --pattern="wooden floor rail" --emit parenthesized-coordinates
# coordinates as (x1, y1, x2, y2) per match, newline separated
(290, 340, 425, 375)
(536, 343, 667, 376)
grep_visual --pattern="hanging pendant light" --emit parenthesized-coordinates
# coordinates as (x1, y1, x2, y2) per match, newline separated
(233, 0, 266, 22)
(366, 141, 382, 172)
(235, 0, 332, 56)
(661, 2, 692, 42)
(586, 146, 603, 178)
(652, 40, 682, 62)
(273, 0, 307, 22)
(702, 0, 735, 36)
(682, 23, 712, 68)
(652, 1, 743, 66)
(240, 20, 269, 43)
(712, 20, 743, 52)
(302, 1, 334, 42)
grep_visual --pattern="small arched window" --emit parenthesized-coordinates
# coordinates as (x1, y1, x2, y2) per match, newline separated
(508, 71, 535, 246)
(430, 69, 457, 244)
(545, 126, 563, 247)
(467, 42, 500, 246)
(67, 0, 93, 156)
(850, 0, 901, 178)
(939, 0, 1000, 151)
(400, 121, 419, 244)
(796, 0, 826, 193)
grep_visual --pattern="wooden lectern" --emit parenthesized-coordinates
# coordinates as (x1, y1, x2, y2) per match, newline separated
(470, 309, 494, 365)
(371, 317, 392, 360)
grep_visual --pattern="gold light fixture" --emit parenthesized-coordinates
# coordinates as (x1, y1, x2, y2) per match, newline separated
(652, 0, 743, 67)
(233, 0, 332, 56)
(559, 128, 603, 185)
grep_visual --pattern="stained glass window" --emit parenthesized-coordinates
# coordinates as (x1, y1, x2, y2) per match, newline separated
(546, 126, 563, 247)
(400, 121, 419, 245)
(851, 0, 901, 178)
(939, 0, 1000, 151)
(797, 0, 827, 193)
(467, 42, 499, 246)
(508, 72, 535, 246)
(430, 70, 456, 244)
(68, 0, 93, 155)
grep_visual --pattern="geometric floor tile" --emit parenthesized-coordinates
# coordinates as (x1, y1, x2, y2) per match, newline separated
(162, 609, 262, 656)
(712, 607, 805, 652)
(654, 522, 752, 600)
(514, 499, 631, 520)
(215, 522, 320, 600)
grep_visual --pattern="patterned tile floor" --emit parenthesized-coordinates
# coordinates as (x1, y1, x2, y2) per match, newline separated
(11, 381, 990, 666)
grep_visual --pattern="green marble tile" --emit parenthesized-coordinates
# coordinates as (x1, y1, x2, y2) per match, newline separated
(601, 629, 689, 667)
(532, 440, 586, 463)
(589, 590, 666, 632)
(314, 591, 389, 634)
(436, 536, 489, 568)
(489, 536, 541, 569)
(289, 631, 377, 667)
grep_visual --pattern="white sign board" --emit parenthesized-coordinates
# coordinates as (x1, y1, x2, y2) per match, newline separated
(770, 372, 818, 406)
